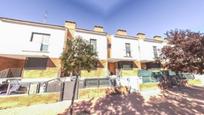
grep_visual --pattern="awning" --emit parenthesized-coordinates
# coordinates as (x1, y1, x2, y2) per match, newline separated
(0, 54, 49, 60)
(108, 58, 137, 62)
(140, 60, 155, 63)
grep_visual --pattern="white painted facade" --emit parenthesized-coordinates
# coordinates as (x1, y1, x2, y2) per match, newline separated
(138, 40, 164, 62)
(0, 18, 65, 58)
(74, 31, 108, 60)
(0, 17, 165, 62)
(110, 35, 140, 61)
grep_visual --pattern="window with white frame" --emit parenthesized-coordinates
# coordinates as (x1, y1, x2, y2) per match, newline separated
(153, 46, 158, 58)
(90, 39, 97, 53)
(125, 43, 131, 57)
(30, 32, 50, 52)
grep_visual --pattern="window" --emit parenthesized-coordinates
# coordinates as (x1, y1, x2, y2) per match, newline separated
(118, 61, 133, 70)
(125, 43, 131, 57)
(24, 57, 48, 69)
(90, 39, 97, 53)
(31, 32, 50, 52)
(153, 46, 158, 58)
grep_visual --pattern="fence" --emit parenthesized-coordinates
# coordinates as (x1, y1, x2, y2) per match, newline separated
(0, 77, 140, 100)
(0, 78, 63, 96)
(138, 70, 195, 83)
(83, 78, 115, 88)
(0, 68, 22, 78)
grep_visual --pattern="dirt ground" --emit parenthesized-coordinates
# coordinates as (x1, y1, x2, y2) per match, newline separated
(1, 86, 204, 115)
(69, 86, 204, 115)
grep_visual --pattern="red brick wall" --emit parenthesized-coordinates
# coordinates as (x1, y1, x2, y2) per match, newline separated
(0, 57, 25, 71)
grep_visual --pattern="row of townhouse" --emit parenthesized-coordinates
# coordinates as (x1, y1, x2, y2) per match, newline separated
(0, 17, 167, 80)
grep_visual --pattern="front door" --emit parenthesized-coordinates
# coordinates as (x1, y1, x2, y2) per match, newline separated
(108, 62, 116, 75)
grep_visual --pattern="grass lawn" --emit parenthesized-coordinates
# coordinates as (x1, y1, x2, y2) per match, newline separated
(0, 92, 60, 109)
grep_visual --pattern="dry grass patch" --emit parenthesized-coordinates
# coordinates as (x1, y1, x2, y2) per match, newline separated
(79, 87, 107, 99)
(0, 92, 59, 109)
(188, 79, 202, 86)
(140, 83, 159, 91)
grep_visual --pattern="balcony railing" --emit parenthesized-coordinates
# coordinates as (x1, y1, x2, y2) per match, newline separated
(0, 68, 23, 78)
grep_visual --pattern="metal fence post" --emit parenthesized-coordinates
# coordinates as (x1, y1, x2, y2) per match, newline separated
(37, 83, 40, 93)
(98, 78, 100, 87)
(6, 83, 11, 95)
(45, 82, 48, 92)
(60, 82, 65, 101)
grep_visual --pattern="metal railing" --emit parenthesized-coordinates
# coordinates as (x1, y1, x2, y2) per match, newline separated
(0, 68, 22, 78)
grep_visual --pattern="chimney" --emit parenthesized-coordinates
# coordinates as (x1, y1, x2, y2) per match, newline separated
(136, 33, 145, 40)
(153, 35, 162, 41)
(116, 29, 127, 36)
(65, 21, 76, 30)
(93, 25, 104, 32)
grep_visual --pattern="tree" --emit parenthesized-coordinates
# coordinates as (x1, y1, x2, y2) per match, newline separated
(61, 36, 98, 114)
(160, 29, 204, 74)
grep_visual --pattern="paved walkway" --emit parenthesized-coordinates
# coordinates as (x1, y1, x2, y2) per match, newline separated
(69, 86, 204, 115)
(0, 100, 71, 115)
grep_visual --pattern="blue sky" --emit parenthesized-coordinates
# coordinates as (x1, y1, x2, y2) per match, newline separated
(1, 0, 204, 38)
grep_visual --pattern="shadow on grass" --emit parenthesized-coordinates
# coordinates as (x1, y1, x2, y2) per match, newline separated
(68, 86, 204, 115)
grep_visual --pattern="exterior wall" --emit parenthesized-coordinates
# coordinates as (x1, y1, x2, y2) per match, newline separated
(109, 36, 141, 77)
(120, 61, 140, 77)
(0, 57, 25, 71)
(0, 19, 65, 78)
(23, 58, 61, 78)
(0, 17, 167, 79)
(139, 40, 163, 61)
(121, 68, 138, 77)
(111, 36, 140, 60)
(72, 30, 108, 78)
(75, 31, 108, 60)
(81, 60, 107, 78)
(0, 20, 65, 58)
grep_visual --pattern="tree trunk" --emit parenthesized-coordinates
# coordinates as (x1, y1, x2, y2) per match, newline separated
(70, 74, 79, 115)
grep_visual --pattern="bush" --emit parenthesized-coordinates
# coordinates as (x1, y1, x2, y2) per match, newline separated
(158, 76, 188, 90)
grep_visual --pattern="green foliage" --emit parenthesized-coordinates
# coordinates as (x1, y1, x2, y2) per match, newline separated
(61, 36, 98, 76)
